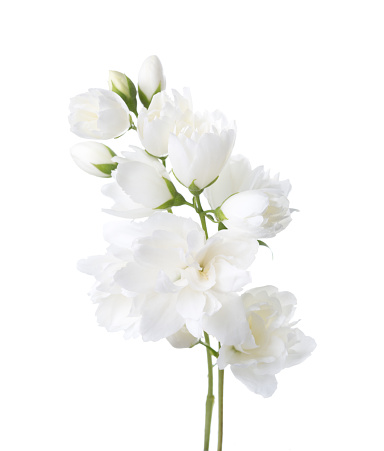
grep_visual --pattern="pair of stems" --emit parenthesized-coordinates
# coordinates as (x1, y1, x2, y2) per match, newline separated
(203, 333, 224, 451)
(195, 194, 224, 451)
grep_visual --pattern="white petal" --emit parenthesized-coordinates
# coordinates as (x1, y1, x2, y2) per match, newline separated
(116, 161, 172, 208)
(140, 293, 184, 341)
(167, 325, 199, 348)
(176, 287, 206, 321)
(231, 365, 278, 398)
(203, 293, 249, 345)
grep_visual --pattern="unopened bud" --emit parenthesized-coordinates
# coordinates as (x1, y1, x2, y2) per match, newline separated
(109, 70, 138, 116)
(70, 142, 117, 178)
(138, 55, 166, 108)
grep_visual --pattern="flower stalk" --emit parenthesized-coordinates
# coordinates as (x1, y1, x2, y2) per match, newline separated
(218, 344, 224, 451)
(204, 332, 215, 451)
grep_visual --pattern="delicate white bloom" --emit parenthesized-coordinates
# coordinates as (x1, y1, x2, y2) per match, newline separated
(69, 88, 131, 139)
(102, 146, 181, 218)
(84, 213, 258, 342)
(70, 141, 117, 178)
(114, 146, 174, 209)
(217, 286, 316, 397)
(169, 110, 236, 191)
(167, 326, 199, 349)
(77, 253, 140, 339)
(205, 154, 292, 238)
(138, 55, 166, 108)
(108, 70, 138, 115)
(137, 89, 193, 157)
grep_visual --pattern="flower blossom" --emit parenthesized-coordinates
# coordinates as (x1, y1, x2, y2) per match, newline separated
(69, 88, 131, 139)
(137, 89, 193, 157)
(102, 146, 185, 218)
(79, 213, 258, 343)
(217, 286, 316, 397)
(205, 154, 293, 238)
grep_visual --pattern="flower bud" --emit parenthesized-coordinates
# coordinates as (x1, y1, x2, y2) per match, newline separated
(70, 142, 117, 177)
(108, 70, 138, 116)
(138, 55, 166, 108)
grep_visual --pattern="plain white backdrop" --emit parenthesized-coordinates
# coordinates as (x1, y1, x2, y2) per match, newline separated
(1, 1, 383, 450)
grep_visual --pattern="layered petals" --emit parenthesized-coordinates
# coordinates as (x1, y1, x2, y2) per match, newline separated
(69, 88, 131, 139)
(217, 286, 316, 397)
(205, 154, 293, 238)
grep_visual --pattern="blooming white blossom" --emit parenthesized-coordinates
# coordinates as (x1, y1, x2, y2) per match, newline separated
(102, 146, 184, 218)
(81, 213, 258, 343)
(138, 55, 166, 108)
(70, 141, 117, 177)
(168, 110, 236, 191)
(77, 253, 140, 339)
(69, 88, 131, 139)
(205, 154, 292, 238)
(137, 89, 193, 157)
(217, 286, 316, 397)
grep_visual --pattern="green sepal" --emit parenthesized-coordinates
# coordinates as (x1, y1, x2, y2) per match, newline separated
(138, 86, 150, 108)
(258, 240, 273, 257)
(138, 81, 162, 109)
(110, 75, 138, 116)
(105, 146, 117, 158)
(92, 162, 118, 176)
(188, 175, 219, 196)
(154, 177, 187, 210)
(162, 177, 177, 198)
(155, 193, 186, 210)
(214, 206, 228, 222)
(218, 222, 227, 231)
(188, 180, 203, 196)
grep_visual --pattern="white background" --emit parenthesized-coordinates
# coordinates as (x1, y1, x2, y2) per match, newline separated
(1, 1, 383, 450)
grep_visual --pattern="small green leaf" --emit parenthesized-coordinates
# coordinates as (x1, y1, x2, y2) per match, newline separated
(218, 222, 227, 230)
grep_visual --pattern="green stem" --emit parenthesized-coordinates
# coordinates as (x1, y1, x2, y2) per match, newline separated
(198, 340, 219, 358)
(218, 343, 224, 451)
(195, 194, 208, 239)
(204, 332, 214, 451)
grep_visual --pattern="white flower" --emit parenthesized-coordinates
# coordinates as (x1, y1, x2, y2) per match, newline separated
(205, 154, 293, 238)
(217, 286, 316, 397)
(137, 89, 193, 157)
(70, 141, 117, 178)
(77, 253, 140, 339)
(138, 55, 166, 108)
(102, 146, 184, 218)
(69, 88, 131, 139)
(169, 110, 236, 191)
(91, 213, 258, 342)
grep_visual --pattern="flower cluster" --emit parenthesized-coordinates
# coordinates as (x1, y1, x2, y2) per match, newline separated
(69, 55, 315, 399)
